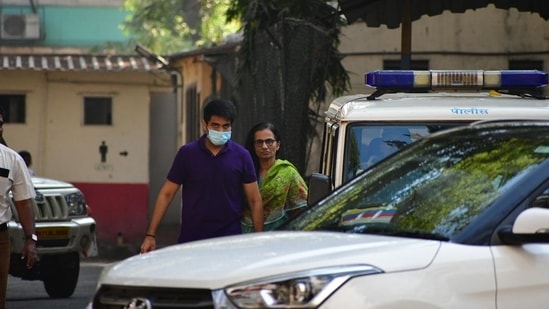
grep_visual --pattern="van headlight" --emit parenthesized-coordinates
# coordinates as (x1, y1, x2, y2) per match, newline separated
(214, 265, 381, 308)
(65, 192, 88, 216)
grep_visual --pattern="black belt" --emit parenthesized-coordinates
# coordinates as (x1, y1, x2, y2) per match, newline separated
(0, 222, 7, 232)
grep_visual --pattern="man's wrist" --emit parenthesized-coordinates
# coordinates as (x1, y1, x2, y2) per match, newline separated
(25, 234, 38, 242)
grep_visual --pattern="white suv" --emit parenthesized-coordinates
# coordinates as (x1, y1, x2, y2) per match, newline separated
(87, 120, 549, 308)
(9, 176, 97, 298)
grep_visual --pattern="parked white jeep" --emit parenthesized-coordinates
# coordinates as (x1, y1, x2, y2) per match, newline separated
(8, 176, 98, 298)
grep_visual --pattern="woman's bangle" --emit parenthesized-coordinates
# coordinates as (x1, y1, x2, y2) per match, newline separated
(145, 234, 156, 238)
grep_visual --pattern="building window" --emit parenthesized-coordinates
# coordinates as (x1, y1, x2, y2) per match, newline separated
(84, 97, 112, 125)
(0, 94, 26, 123)
(383, 60, 429, 70)
(508, 60, 544, 71)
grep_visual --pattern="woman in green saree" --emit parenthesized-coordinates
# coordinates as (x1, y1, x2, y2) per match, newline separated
(242, 122, 308, 232)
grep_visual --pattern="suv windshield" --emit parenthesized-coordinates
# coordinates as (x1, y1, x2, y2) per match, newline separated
(284, 123, 549, 241)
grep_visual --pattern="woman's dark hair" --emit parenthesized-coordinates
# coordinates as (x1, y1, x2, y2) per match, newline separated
(245, 122, 281, 177)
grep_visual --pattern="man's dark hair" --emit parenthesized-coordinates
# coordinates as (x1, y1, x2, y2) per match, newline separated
(18, 150, 32, 167)
(203, 99, 237, 123)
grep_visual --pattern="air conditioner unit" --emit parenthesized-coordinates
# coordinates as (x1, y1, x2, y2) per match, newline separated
(1, 14, 40, 40)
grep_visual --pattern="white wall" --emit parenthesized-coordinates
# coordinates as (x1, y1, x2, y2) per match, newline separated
(0, 71, 44, 168)
(0, 70, 172, 183)
(339, 6, 549, 93)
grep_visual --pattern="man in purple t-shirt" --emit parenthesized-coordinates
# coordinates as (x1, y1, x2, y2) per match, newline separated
(140, 99, 263, 251)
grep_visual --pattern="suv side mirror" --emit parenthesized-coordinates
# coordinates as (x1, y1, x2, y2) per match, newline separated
(307, 173, 332, 206)
(498, 207, 549, 245)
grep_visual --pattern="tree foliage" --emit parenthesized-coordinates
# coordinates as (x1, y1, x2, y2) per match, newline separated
(121, 0, 348, 97)
(225, 0, 350, 174)
(122, 0, 241, 54)
(226, 0, 349, 101)
(121, 0, 351, 174)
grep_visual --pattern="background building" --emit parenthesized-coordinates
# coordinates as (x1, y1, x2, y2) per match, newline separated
(339, 6, 549, 93)
(0, 0, 173, 249)
(0, 0, 129, 50)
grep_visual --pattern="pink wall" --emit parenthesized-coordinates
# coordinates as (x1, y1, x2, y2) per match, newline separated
(71, 182, 149, 245)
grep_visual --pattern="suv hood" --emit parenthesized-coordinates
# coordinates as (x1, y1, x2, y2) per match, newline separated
(102, 231, 440, 289)
(31, 176, 73, 189)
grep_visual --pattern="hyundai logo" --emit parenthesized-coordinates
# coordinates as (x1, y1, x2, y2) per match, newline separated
(123, 297, 152, 309)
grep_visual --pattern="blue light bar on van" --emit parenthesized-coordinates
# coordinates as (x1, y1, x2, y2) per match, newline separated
(365, 70, 548, 90)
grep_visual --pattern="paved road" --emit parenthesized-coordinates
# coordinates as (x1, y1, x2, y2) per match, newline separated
(6, 261, 108, 309)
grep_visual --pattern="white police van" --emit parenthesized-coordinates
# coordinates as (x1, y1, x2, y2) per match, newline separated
(309, 70, 549, 204)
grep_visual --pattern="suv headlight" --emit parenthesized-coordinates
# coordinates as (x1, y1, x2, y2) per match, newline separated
(65, 192, 88, 216)
(214, 265, 381, 308)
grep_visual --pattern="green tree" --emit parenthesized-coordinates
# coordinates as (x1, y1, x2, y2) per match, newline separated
(226, 0, 349, 101)
(226, 0, 350, 174)
(121, 0, 350, 174)
(122, 0, 240, 53)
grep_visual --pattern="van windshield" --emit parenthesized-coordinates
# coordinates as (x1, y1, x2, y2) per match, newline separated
(344, 124, 463, 182)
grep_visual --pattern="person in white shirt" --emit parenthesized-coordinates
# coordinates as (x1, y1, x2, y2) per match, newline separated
(0, 109, 38, 309)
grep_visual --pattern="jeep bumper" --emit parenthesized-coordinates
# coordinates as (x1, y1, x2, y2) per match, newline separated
(7, 216, 98, 259)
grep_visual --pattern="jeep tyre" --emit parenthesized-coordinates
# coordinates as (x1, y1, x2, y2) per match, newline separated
(42, 252, 80, 298)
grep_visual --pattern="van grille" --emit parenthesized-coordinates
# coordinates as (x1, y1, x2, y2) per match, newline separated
(92, 285, 214, 309)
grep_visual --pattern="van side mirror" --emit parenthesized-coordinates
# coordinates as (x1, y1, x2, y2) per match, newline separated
(307, 173, 332, 206)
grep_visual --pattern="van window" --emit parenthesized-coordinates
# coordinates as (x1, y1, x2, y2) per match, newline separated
(344, 124, 461, 182)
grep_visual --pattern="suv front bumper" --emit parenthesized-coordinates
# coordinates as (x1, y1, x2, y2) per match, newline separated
(7, 216, 98, 258)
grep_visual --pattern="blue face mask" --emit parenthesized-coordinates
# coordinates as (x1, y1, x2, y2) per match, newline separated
(207, 129, 231, 146)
